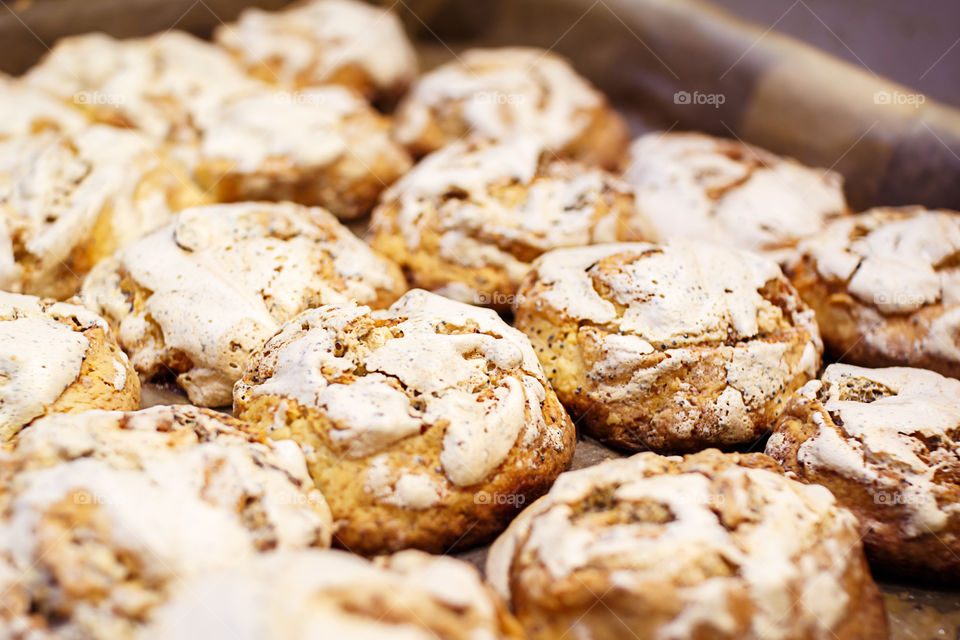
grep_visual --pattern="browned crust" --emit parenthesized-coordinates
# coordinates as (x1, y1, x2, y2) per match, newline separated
(2, 323, 140, 444)
(92, 224, 406, 394)
(194, 115, 412, 220)
(395, 100, 630, 171)
(501, 450, 888, 640)
(49, 324, 141, 415)
(787, 255, 960, 378)
(234, 309, 576, 555)
(368, 162, 640, 311)
(768, 391, 960, 584)
(236, 387, 575, 556)
(220, 47, 411, 108)
(514, 256, 820, 453)
(15, 152, 208, 301)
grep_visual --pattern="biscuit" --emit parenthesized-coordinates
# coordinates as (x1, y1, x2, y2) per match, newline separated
(788, 206, 960, 377)
(215, 0, 418, 105)
(0, 73, 88, 139)
(0, 126, 208, 299)
(766, 364, 960, 583)
(623, 132, 848, 260)
(24, 31, 260, 141)
(0, 291, 139, 442)
(24, 31, 412, 219)
(513, 242, 823, 452)
(0, 405, 332, 640)
(487, 449, 888, 640)
(393, 47, 629, 169)
(234, 289, 575, 555)
(369, 137, 647, 309)
(80, 201, 406, 407)
(190, 86, 412, 219)
(141, 549, 522, 639)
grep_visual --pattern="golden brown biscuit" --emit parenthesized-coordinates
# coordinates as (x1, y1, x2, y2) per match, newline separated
(393, 47, 629, 169)
(0, 126, 208, 299)
(788, 206, 960, 378)
(623, 131, 848, 261)
(487, 449, 888, 640)
(234, 289, 575, 555)
(0, 405, 332, 640)
(0, 291, 139, 442)
(190, 86, 412, 219)
(369, 136, 648, 310)
(513, 242, 823, 453)
(80, 201, 406, 407)
(24, 31, 261, 141)
(215, 0, 418, 105)
(141, 550, 523, 640)
(767, 364, 960, 583)
(25, 31, 411, 219)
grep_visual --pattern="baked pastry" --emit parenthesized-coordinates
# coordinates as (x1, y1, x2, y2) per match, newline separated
(80, 201, 406, 407)
(234, 289, 576, 555)
(0, 292, 138, 442)
(141, 549, 522, 639)
(0, 126, 206, 299)
(392, 47, 629, 169)
(0, 405, 332, 639)
(190, 86, 412, 219)
(25, 31, 410, 219)
(0, 73, 88, 139)
(215, 0, 418, 105)
(787, 206, 960, 378)
(766, 364, 960, 583)
(513, 242, 822, 452)
(24, 31, 260, 142)
(622, 132, 848, 260)
(369, 136, 647, 309)
(487, 449, 888, 640)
